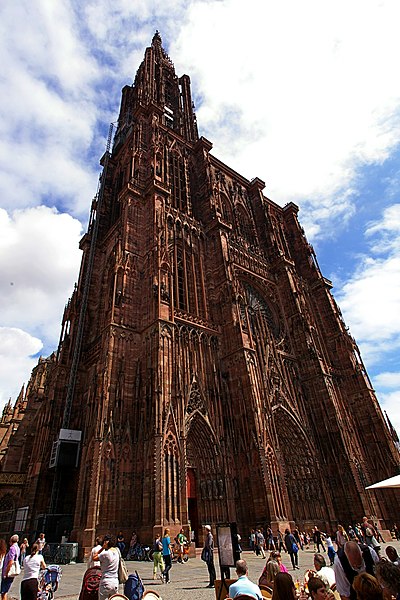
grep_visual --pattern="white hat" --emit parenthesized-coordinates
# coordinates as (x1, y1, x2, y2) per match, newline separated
(205, 525, 211, 531)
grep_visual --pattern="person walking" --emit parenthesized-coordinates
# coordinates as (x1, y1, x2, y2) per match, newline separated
(255, 529, 266, 559)
(20, 543, 46, 600)
(284, 529, 299, 571)
(0, 541, 6, 574)
(1, 534, 20, 600)
(203, 525, 216, 588)
(161, 528, 172, 584)
(313, 527, 326, 553)
(152, 534, 164, 581)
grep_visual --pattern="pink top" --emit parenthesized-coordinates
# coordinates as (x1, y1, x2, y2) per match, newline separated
(279, 563, 289, 573)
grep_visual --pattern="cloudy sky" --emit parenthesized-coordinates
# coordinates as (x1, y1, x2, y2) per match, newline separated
(1, 0, 400, 437)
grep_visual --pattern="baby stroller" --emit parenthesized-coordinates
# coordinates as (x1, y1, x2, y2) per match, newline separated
(79, 566, 102, 600)
(37, 565, 62, 600)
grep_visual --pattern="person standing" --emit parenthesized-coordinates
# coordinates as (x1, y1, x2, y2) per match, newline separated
(177, 528, 187, 563)
(152, 534, 164, 581)
(333, 540, 378, 600)
(87, 536, 102, 569)
(116, 532, 125, 556)
(35, 533, 46, 556)
(19, 539, 29, 567)
(1, 534, 20, 600)
(336, 525, 348, 551)
(93, 535, 119, 600)
(20, 543, 46, 600)
(250, 530, 256, 553)
(161, 528, 172, 584)
(203, 525, 216, 588)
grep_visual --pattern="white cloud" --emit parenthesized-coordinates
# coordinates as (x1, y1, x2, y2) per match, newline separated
(335, 204, 400, 436)
(374, 389, 400, 439)
(171, 0, 400, 236)
(1, 0, 400, 416)
(372, 371, 400, 435)
(0, 206, 82, 346)
(373, 372, 400, 389)
(0, 328, 43, 407)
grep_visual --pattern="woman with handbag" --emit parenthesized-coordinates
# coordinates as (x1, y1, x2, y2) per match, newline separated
(20, 543, 46, 600)
(93, 535, 119, 600)
(152, 534, 164, 581)
(1, 534, 20, 600)
(284, 529, 299, 571)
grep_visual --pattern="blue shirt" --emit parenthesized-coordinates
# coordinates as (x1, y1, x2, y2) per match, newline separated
(229, 575, 262, 600)
(161, 536, 171, 555)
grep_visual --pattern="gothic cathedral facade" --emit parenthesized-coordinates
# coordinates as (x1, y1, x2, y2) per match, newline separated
(1, 33, 399, 551)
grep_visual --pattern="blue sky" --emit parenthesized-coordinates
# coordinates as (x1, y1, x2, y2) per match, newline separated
(0, 0, 400, 437)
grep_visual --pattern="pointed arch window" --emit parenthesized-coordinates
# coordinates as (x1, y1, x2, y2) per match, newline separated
(169, 153, 187, 212)
(220, 193, 233, 224)
(236, 205, 254, 244)
(164, 433, 180, 522)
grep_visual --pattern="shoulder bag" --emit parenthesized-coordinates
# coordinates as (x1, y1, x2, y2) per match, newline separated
(8, 560, 21, 577)
(117, 548, 128, 584)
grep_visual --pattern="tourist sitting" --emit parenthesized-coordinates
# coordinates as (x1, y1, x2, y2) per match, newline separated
(271, 572, 296, 600)
(229, 559, 262, 600)
(259, 554, 280, 591)
(307, 576, 331, 599)
(352, 572, 383, 600)
(385, 546, 400, 566)
(375, 560, 400, 600)
(271, 551, 289, 573)
(312, 553, 335, 589)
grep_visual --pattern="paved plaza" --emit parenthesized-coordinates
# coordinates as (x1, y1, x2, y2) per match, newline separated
(8, 541, 400, 600)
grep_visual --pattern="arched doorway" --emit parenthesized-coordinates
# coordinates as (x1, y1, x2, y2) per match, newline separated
(185, 407, 227, 541)
(187, 468, 199, 545)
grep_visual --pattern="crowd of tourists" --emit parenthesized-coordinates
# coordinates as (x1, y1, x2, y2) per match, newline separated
(247, 515, 400, 599)
(0, 533, 49, 600)
(248, 518, 399, 560)
(1, 517, 400, 600)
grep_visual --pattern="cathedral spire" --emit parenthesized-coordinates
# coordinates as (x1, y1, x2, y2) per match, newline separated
(114, 31, 198, 146)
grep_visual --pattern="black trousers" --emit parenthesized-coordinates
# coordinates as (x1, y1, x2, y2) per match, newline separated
(163, 554, 172, 582)
(288, 551, 298, 569)
(207, 558, 216, 585)
(21, 578, 38, 600)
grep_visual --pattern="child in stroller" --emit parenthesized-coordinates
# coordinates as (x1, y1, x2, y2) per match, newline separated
(37, 565, 62, 600)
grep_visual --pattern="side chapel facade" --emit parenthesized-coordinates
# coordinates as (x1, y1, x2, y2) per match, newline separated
(1, 33, 399, 551)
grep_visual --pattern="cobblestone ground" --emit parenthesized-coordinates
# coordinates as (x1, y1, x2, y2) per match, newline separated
(9, 541, 400, 600)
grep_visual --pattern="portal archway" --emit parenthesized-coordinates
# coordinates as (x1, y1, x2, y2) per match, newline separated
(274, 407, 328, 524)
(186, 410, 227, 539)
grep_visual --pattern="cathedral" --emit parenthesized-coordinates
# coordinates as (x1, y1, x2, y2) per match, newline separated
(1, 32, 399, 552)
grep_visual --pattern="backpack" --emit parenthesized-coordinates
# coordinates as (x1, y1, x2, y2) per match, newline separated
(123, 572, 144, 600)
